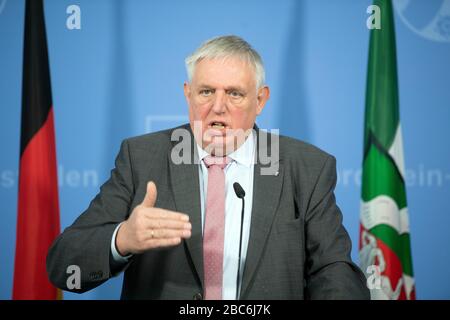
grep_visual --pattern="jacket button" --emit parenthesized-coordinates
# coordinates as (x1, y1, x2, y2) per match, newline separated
(193, 292, 203, 300)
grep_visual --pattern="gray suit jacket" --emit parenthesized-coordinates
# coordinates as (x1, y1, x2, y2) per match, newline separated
(47, 124, 369, 300)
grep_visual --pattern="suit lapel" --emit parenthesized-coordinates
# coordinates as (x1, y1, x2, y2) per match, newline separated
(240, 128, 284, 298)
(168, 125, 204, 290)
(167, 125, 284, 296)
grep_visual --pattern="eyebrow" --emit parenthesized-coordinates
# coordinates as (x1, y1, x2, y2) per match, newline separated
(196, 84, 246, 92)
(196, 84, 214, 89)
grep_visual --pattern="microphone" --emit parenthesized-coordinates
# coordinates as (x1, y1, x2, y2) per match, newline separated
(233, 182, 245, 300)
(233, 182, 245, 199)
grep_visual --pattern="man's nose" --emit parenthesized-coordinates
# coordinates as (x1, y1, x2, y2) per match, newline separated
(211, 91, 227, 114)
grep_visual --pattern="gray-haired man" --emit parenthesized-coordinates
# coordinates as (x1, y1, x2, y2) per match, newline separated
(47, 35, 369, 300)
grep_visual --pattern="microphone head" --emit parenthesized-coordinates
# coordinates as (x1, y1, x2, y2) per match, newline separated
(233, 182, 245, 199)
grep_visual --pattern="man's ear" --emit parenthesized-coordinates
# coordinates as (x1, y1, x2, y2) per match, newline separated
(184, 82, 191, 102)
(256, 86, 270, 115)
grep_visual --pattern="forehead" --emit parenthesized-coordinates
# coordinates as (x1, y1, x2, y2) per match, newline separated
(192, 57, 256, 88)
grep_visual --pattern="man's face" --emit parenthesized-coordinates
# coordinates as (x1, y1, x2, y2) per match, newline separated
(184, 57, 270, 155)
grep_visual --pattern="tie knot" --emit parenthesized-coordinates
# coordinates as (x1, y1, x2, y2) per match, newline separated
(203, 156, 231, 169)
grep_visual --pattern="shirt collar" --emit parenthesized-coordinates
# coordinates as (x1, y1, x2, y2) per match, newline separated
(196, 130, 255, 168)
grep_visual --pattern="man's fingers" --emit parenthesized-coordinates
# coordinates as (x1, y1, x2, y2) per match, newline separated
(141, 181, 157, 208)
(145, 237, 183, 249)
(146, 219, 191, 231)
(146, 228, 191, 240)
(144, 208, 189, 222)
(132, 196, 191, 252)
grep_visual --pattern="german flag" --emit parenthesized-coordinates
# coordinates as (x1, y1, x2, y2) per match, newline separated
(13, 0, 61, 300)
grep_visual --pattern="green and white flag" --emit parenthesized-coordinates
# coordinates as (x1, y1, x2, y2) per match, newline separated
(359, 0, 415, 300)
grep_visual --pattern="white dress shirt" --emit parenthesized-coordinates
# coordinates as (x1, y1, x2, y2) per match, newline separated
(111, 132, 256, 300)
(196, 132, 255, 299)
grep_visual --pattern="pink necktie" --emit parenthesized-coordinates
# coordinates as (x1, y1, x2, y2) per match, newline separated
(203, 155, 231, 300)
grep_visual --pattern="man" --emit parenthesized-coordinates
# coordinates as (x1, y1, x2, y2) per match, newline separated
(47, 35, 369, 300)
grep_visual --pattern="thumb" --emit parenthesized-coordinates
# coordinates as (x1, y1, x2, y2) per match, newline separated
(141, 181, 157, 207)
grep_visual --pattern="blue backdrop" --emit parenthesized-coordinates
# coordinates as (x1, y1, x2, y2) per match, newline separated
(1, 0, 449, 299)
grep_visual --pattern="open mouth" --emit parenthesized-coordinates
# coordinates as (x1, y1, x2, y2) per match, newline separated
(208, 121, 228, 130)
